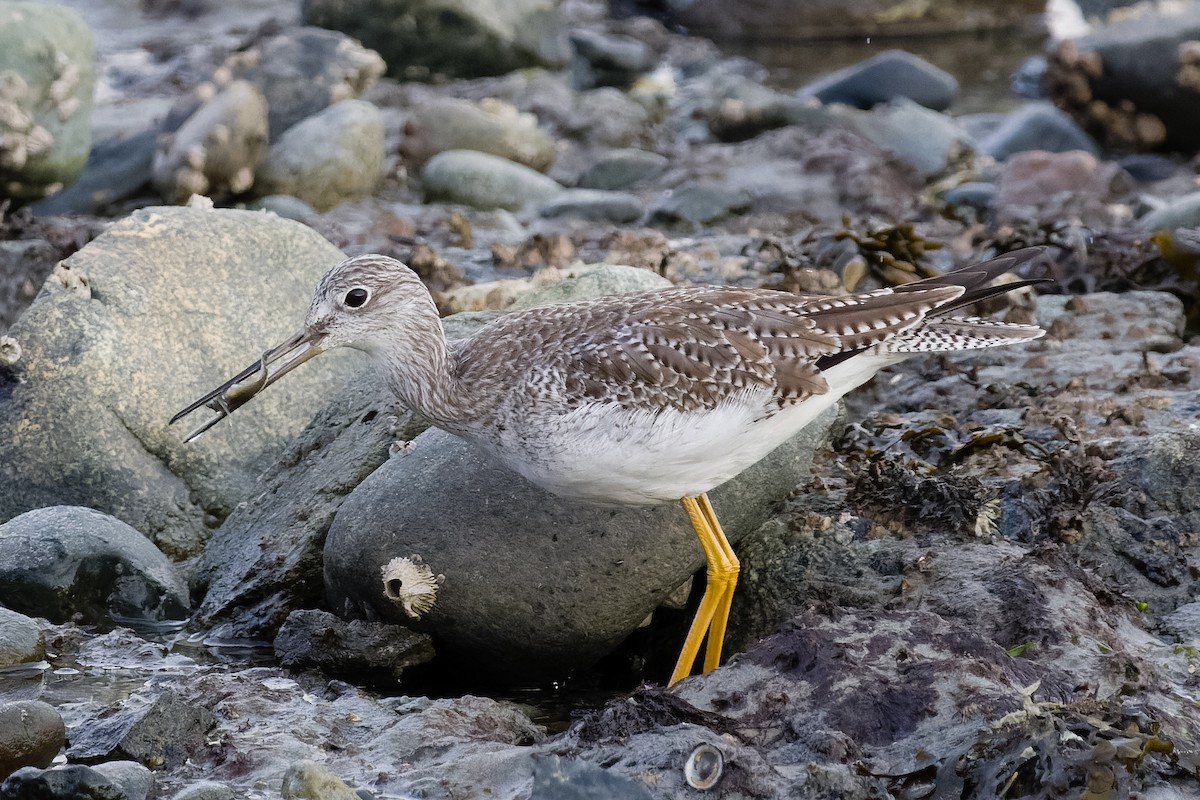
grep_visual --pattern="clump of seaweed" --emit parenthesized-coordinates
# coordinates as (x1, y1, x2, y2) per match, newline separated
(848, 453, 998, 535)
(869, 688, 1187, 798)
(1020, 449, 1121, 545)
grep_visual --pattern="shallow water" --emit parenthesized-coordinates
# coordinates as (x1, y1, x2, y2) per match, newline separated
(719, 23, 1047, 114)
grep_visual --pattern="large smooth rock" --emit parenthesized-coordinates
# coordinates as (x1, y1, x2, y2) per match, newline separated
(0, 507, 188, 625)
(0, 1, 95, 201)
(324, 409, 837, 682)
(422, 150, 563, 211)
(0, 607, 44, 667)
(221, 27, 386, 143)
(401, 97, 556, 171)
(255, 100, 385, 212)
(0, 701, 63, 781)
(0, 205, 359, 556)
(301, 0, 567, 80)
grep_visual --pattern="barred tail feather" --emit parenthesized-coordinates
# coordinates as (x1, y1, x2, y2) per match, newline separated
(879, 316, 1045, 354)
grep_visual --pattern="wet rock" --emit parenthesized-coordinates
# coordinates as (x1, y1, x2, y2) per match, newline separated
(0, 239, 57, 332)
(245, 194, 318, 223)
(146, 669, 544, 797)
(0, 2, 95, 201)
(539, 189, 643, 223)
(994, 149, 1127, 225)
(67, 688, 215, 769)
(834, 97, 971, 178)
(563, 87, 650, 149)
(0, 507, 188, 625)
(274, 609, 435, 680)
(194, 265, 671, 638)
(0, 205, 356, 555)
(28, 129, 157, 216)
(0, 764, 120, 800)
(169, 782, 235, 800)
(979, 101, 1100, 160)
(151, 80, 268, 203)
(0, 701, 64, 780)
(421, 150, 563, 211)
(1044, 8, 1200, 150)
(90, 761, 153, 800)
(939, 181, 996, 215)
(1139, 191, 1200, 231)
(648, 183, 750, 226)
(699, 74, 826, 142)
(255, 100, 385, 212)
(324, 408, 836, 682)
(665, 126, 924, 224)
(221, 26, 386, 142)
(0, 608, 44, 667)
(281, 760, 359, 800)
(401, 97, 556, 171)
(799, 49, 958, 111)
(1118, 153, 1178, 183)
(577, 148, 667, 190)
(529, 755, 653, 799)
(301, 0, 567, 81)
(569, 29, 655, 91)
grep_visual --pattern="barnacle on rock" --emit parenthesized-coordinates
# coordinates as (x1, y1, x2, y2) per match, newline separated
(381, 555, 443, 620)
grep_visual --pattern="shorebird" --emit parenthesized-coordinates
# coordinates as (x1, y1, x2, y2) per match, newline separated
(173, 247, 1047, 685)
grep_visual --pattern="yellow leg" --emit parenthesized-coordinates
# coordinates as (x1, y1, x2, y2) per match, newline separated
(668, 493, 741, 686)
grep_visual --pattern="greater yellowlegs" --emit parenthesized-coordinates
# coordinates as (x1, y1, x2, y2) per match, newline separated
(173, 247, 1047, 685)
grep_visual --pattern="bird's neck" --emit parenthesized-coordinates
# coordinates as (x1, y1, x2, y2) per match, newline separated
(370, 307, 469, 430)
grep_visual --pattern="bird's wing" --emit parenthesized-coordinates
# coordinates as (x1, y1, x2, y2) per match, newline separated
(554, 282, 965, 413)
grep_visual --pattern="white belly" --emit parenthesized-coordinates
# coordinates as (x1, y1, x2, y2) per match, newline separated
(472, 354, 899, 505)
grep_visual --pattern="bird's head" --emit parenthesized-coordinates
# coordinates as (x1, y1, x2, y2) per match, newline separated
(171, 254, 436, 441)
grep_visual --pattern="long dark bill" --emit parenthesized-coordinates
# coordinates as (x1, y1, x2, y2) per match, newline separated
(169, 330, 325, 442)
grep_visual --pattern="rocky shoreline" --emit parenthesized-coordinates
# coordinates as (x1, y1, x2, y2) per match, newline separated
(1, 0, 1200, 797)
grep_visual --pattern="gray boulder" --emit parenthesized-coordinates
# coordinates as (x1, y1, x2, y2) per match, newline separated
(255, 100, 385, 212)
(0, 1, 95, 201)
(274, 609, 435, 680)
(0, 607, 44, 667)
(980, 101, 1101, 161)
(422, 150, 563, 211)
(151, 81, 268, 203)
(221, 27, 386, 143)
(0, 205, 358, 556)
(67, 688, 215, 768)
(0, 701, 63, 781)
(0, 507, 188, 625)
(833, 97, 972, 178)
(401, 97, 556, 171)
(539, 189, 643, 223)
(0, 764, 118, 800)
(577, 149, 668, 190)
(798, 49, 958, 111)
(301, 0, 567, 80)
(323, 413, 836, 682)
(170, 783, 236, 800)
(91, 761, 154, 800)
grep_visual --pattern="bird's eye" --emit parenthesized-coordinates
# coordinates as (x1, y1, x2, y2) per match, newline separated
(344, 288, 369, 308)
